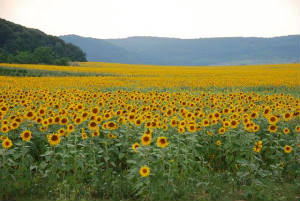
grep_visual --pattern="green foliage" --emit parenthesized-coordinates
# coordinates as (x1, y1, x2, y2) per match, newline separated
(0, 18, 87, 64)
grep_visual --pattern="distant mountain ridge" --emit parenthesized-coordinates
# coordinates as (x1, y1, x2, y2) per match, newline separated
(60, 34, 300, 66)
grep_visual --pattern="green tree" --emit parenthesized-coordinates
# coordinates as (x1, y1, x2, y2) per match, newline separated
(15, 51, 35, 64)
(33, 47, 55, 64)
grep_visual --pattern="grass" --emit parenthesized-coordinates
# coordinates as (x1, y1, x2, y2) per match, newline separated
(13, 177, 299, 201)
(0, 66, 116, 77)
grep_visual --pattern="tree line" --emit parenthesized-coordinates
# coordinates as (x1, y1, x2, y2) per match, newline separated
(0, 18, 87, 65)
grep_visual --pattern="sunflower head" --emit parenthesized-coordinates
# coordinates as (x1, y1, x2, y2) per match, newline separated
(21, 130, 32, 142)
(141, 134, 152, 146)
(283, 128, 290, 135)
(216, 140, 222, 146)
(157, 137, 168, 148)
(284, 145, 292, 154)
(268, 125, 277, 133)
(218, 127, 224, 135)
(132, 142, 140, 152)
(47, 133, 61, 146)
(2, 138, 13, 149)
(139, 165, 150, 177)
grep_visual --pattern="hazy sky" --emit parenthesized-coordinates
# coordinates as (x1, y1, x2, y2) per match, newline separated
(0, 0, 299, 39)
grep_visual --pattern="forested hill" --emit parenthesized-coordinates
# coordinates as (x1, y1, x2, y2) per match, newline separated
(0, 18, 86, 65)
(61, 34, 300, 66)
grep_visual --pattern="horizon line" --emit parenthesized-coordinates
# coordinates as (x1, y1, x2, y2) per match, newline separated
(59, 33, 300, 40)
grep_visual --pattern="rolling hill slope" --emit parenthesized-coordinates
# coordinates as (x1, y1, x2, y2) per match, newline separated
(60, 35, 300, 65)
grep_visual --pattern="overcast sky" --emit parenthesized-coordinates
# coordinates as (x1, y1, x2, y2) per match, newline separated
(0, 0, 299, 39)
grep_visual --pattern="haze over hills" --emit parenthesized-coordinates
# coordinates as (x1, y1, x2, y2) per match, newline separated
(60, 34, 300, 66)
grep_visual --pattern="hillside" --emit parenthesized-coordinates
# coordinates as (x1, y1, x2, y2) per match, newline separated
(0, 18, 86, 65)
(61, 35, 300, 66)
(60, 35, 142, 63)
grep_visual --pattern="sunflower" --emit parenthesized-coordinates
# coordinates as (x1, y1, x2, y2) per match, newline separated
(2, 120, 9, 125)
(230, 119, 239, 129)
(67, 124, 75, 133)
(39, 126, 48, 133)
(268, 125, 277, 133)
(38, 107, 47, 117)
(42, 119, 49, 127)
(134, 118, 142, 126)
(141, 134, 152, 146)
(179, 120, 186, 127)
(116, 109, 123, 116)
(1, 125, 9, 133)
(2, 138, 12, 149)
(81, 112, 89, 120)
(25, 111, 35, 120)
(207, 131, 213, 136)
(263, 106, 272, 116)
(107, 121, 117, 130)
(283, 128, 290, 135)
(268, 115, 279, 125)
(88, 121, 98, 130)
(283, 112, 292, 121)
(102, 122, 108, 130)
(117, 117, 126, 124)
(223, 108, 230, 114)
(196, 122, 202, 131)
(211, 119, 218, 125)
(60, 117, 69, 125)
(107, 133, 117, 139)
(76, 104, 84, 111)
(283, 145, 292, 154)
(223, 121, 230, 128)
(91, 130, 100, 137)
(91, 107, 100, 115)
(47, 133, 61, 146)
(177, 126, 185, 134)
(214, 111, 221, 119)
(103, 112, 112, 120)
(81, 131, 88, 140)
(170, 118, 178, 127)
(253, 143, 262, 153)
(21, 130, 32, 142)
(250, 111, 258, 119)
(11, 121, 20, 130)
(0, 105, 8, 113)
(157, 136, 168, 148)
(95, 116, 102, 124)
(139, 165, 150, 177)
(132, 142, 140, 152)
(1, 136, 7, 141)
(144, 128, 152, 135)
(202, 119, 210, 127)
(253, 124, 260, 132)
(187, 124, 196, 133)
(58, 128, 65, 136)
(128, 113, 135, 122)
(219, 127, 226, 135)
(216, 140, 222, 146)
(54, 116, 60, 124)
(48, 117, 54, 125)
(74, 117, 82, 125)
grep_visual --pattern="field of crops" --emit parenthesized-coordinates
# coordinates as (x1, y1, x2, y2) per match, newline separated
(0, 62, 300, 201)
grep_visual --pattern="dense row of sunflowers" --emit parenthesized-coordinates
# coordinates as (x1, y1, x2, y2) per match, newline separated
(0, 63, 300, 87)
(1, 88, 299, 170)
(0, 62, 299, 200)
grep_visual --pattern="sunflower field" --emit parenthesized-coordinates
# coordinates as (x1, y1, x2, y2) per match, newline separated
(0, 62, 299, 201)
